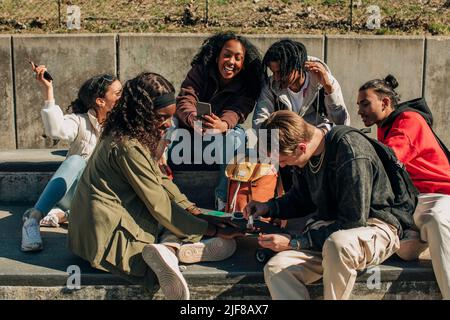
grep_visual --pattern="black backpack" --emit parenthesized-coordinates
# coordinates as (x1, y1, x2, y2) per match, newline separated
(326, 126, 419, 231)
(381, 97, 450, 163)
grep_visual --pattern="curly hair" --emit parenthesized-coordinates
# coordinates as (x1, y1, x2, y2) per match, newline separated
(191, 32, 263, 99)
(262, 39, 308, 88)
(67, 74, 118, 114)
(102, 72, 175, 155)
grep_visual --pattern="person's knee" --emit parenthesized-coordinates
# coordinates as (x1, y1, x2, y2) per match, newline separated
(263, 254, 285, 282)
(64, 155, 86, 169)
(322, 231, 358, 266)
(421, 196, 450, 227)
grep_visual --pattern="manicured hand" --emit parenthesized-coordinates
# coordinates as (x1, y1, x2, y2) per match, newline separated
(305, 61, 334, 95)
(243, 200, 269, 220)
(258, 233, 292, 252)
(202, 113, 228, 133)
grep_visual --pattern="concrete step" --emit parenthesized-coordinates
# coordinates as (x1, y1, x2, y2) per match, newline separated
(0, 204, 442, 300)
(0, 149, 219, 208)
(0, 149, 443, 299)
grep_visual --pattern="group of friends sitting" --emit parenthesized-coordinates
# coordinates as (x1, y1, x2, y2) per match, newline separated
(20, 32, 450, 300)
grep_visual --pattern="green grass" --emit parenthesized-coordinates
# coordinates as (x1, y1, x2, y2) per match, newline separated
(0, 0, 448, 35)
(428, 23, 449, 35)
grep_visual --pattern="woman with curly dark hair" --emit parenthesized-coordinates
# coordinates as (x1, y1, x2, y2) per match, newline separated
(68, 72, 243, 300)
(174, 32, 263, 210)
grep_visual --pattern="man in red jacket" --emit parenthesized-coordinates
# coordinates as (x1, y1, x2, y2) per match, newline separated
(358, 74, 450, 299)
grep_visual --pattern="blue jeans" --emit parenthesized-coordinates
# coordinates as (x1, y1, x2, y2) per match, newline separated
(215, 126, 246, 202)
(168, 125, 246, 204)
(34, 155, 87, 215)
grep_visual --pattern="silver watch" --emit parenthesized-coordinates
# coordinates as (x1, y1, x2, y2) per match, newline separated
(289, 238, 300, 250)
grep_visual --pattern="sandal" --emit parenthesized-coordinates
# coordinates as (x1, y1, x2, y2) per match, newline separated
(39, 208, 68, 228)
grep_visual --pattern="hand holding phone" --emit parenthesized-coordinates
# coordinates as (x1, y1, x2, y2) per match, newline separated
(196, 101, 211, 118)
(28, 59, 53, 82)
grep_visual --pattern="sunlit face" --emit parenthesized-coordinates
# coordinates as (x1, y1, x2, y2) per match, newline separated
(98, 80, 122, 112)
(268, 61, 303, 91)
(357, 89, 391, 127)
(156, 103, 176, 138)
(217, 39, 246, 83)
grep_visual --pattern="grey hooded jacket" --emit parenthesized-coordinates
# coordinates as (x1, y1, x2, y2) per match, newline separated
(252, 56, 350, 128)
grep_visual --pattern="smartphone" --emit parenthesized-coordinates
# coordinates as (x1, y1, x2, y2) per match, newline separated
(28, 60, 53, 81)
(196, 101, 211, 118)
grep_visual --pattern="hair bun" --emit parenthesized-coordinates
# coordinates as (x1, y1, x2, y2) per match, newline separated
(384, 74, 399, 89)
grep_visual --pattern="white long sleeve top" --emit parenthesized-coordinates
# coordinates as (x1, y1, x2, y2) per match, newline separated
(41, 100, 101, 160)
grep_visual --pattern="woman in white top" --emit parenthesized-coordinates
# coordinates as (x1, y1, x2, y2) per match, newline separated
(21, 64, 122, 252)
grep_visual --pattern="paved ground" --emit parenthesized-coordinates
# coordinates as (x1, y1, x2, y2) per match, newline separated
(0, 204, 441, 299)
(0, 204, 269, 287)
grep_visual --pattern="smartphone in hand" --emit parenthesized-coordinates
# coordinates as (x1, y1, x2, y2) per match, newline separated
(196, 101, 211, 118)
(28, 60, 53, 81)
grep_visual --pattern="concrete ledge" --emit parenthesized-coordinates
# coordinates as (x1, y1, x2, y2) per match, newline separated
(0, 149, 219, 207)
(0, 149, 67, 172)
(0, 204, 441, 300)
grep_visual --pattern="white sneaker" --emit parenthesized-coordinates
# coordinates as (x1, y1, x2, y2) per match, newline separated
(40, 208, 67, 228)
(142, 244, 189, 300)
(21, 217, 43, 252)
(177, 238, 236, 264)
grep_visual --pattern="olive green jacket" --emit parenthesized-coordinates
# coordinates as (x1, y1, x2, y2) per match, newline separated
(68, 136, 208, 273)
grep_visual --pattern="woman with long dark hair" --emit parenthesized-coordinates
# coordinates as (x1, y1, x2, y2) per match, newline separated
(21, 65, 122, 252)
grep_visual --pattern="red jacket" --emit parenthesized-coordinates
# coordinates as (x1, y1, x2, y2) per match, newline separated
(378, 111, 450, 195)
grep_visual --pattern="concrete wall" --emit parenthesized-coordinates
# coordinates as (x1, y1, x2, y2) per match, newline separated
(0, 34, 449, 149)
(424, 37, 450, 147)
(326, 35, 425, 138)
(0, 36, 15, 150)
(12, 34, 116, 149)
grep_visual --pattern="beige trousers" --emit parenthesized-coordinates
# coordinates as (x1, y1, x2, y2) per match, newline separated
(264, 218, 400, 300)
(413, 193, 450, 299)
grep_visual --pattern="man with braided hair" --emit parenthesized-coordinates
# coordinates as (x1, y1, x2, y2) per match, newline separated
(253, 39, 350, 191)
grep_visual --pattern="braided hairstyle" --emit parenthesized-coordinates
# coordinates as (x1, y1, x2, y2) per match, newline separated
(359, 74, 400, 107)
(67, 73, 118, 114)
(262, 39, 308, 88)
(102, 72, 175, 155)
(191, 32, 263, 99)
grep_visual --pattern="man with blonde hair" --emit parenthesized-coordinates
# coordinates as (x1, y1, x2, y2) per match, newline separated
(244, 110, 417, 300)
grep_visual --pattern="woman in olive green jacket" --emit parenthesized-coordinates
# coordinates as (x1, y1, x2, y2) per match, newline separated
(68, 72, 243, 300)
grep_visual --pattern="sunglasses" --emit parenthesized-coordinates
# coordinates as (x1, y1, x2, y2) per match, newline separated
(89, 74, 115, 90)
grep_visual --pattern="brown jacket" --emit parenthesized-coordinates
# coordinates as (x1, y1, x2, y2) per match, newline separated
(176, 65, 257, 130)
